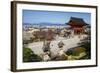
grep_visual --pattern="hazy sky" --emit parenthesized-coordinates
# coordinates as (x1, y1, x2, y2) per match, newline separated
(23, 10, 91, 24)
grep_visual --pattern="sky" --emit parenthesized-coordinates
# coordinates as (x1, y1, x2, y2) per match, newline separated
(23, 10, 91, 24)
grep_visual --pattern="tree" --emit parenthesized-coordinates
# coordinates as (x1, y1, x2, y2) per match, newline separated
(78, 29, 91, 59)
(23, 48, 42, 62)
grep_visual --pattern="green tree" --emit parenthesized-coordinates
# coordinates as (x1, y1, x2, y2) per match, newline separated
(78, 30, 91, 59)
(23, 48, 42, 62)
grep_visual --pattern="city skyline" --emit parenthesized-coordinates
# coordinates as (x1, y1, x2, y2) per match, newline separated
(23, 10, 91, 25)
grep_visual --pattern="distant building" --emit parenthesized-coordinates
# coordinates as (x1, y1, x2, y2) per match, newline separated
(67, 17, 89, 34)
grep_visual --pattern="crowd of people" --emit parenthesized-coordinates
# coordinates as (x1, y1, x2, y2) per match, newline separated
(42, 40, 68, 61)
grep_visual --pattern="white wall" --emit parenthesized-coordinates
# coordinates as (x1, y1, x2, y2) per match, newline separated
(0, 0, 99, 73)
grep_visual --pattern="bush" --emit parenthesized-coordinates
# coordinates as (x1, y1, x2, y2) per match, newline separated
(23, 48, 42, 62)
(66, 49, 73, 55)
(73, 47, 86, 56)
(23, 48, 33, 62)
(66, 47, 87, 60)
(28, 54, 42, 62)
(66, 47, 86, 56)
(78, 30, 91, 59)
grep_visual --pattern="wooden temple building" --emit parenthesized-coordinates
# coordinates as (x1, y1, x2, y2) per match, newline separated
(67, 17, 88, 34)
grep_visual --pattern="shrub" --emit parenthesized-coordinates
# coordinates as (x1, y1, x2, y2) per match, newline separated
(66, 49, 73, 55)
(79, 37, 91, 59)
(28, 54, 42, 62)
(23, 48, 42, 62)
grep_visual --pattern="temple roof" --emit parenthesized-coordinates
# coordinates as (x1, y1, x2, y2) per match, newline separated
(67, 17, 88, 26)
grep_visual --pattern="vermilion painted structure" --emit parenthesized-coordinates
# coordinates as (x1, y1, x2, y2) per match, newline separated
(67, 17, 88, 34)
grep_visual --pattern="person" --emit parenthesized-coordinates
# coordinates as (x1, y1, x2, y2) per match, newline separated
(42, 52, 51, 61)
(58, 41, 64, 48)
(42, 40, 51, 57)
(57, 41, 68, 60)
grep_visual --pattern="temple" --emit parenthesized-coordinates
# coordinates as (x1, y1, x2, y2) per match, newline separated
(67, 17, 88, 34)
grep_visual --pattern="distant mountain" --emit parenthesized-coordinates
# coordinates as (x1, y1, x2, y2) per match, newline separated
(23, 22, 67, 26)
(39, 22, 65, 26)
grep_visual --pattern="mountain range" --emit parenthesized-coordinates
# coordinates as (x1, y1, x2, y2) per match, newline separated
(23, 22, 67, 26)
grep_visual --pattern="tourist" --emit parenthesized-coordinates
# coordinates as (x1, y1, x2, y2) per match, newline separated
(42, 40, 51, 57)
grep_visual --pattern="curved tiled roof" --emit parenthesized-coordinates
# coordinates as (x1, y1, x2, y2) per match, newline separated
(67, 17, 88, 26)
